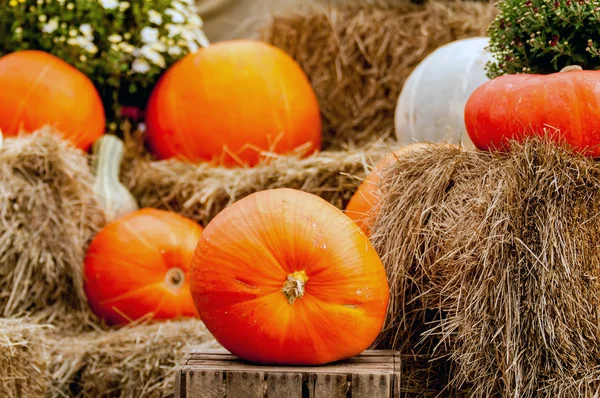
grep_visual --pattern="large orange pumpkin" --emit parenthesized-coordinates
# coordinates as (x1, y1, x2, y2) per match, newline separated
(345, 143, 434, 235)
(465, 65, 600, 156)
(0, 50, 105, 150)
(145, 40, 322, 167)
(189, 188, 389, 365)
(84, 208, 203, 326)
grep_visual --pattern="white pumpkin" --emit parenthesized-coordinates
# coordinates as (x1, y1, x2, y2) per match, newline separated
(394, 37, 492, 149)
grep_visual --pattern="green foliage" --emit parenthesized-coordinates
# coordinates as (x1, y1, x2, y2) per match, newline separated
(486, 0, 600, 78)
(0, 0, 209, 124)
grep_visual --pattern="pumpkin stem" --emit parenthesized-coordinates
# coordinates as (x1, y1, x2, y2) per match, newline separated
(282, 270, 309, 305)
(92, 134, 138, 221)
(560, 65, 583, 73)
(165, 267, 185, 289)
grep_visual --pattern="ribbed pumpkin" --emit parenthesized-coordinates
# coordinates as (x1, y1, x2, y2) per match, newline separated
(189, 188, 389, 365)
(465, 65, 600, 156)
(0, 50, 105, 150)
(145, 40, 322, 167)
(84, 208, 202, 326)
(346, 143, 435, 235)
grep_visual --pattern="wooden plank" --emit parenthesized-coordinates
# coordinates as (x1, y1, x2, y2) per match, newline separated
(265, 373, 302, 398)
(351, 373, 391, 398)
(184, 361, 395, 374)
(311, 373, 348, 398)
(189, 355, 395, 365)
(175, 367, 185, 398)
(185, 369, 224, 398)
(187, 348, 397, 358)
(226, 371, 264, 398)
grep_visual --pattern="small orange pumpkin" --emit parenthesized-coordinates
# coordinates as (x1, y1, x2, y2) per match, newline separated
(84, 208, 203, 326)
(345, 143, 434, 235)
(0, 50, 105, 150)
(189, 188, 389, 365)
(145, 40, 322, 167)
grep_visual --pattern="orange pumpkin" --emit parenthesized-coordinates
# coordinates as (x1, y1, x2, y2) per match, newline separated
(145, 40, 322, 167)
(0, 50, 105, 150)
(84, 208, 203, 326)
(189, 188, 389, 365)
(346, 143, 434, 235)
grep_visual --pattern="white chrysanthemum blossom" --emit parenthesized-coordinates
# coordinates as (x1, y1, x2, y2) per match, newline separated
(42, 17, 59, 33)
(165, 8, 185, 24)
(132, 58, 151, 73)
(148, 9, 163, 25)
(99, 0, 118, 9)
(108, 34, 122, 43)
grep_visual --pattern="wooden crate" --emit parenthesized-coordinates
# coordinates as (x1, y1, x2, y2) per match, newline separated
(175, 348, 401, 397)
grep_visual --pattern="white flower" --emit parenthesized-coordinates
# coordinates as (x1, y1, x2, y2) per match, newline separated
(148, 10, 163, 25)
(186, 40, 199, 53)
(108, 34, 122, 43)
(119, 42, 135, 53)
(148, 41, 167, 52)
(141, 26, 159, 44)
(165, 8, 185, 24)
(168, 45, 182, 56)
(99, 0, 118, 9)
(171, 1, 188, 14)
(193, 29, 210, 47)
(38, 14, 47, 22)
(66, 2, 74, 10)
(187, 13, 203, 27)
(67, 36, 98, 54)
(139, 45, 166, 67)
(119, 1, 129, 11)
(42, 18, 59, 34)
(79, 23, 93, 38)
(132, 58, 151, 73)
(165, 23, 181, 38)
(14, 27, 23, 34)
(84, 42, 98, 54)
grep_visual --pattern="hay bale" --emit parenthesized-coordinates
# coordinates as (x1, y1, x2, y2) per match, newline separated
(0, 130, 105, 323)
(371, 138, 600, 396)
(370, 143, 483, 396)
(264, 0, 497, 149)
(48, 318, 219, 397)
(122, 131, 390, 226)
(0, 318, 50, 397)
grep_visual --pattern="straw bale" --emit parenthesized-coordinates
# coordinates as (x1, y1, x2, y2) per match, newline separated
(0, 318, 50, 397)
(371, 138, 600, 397)
(264, 0, 497, 149)
(0, 130, 105, 323)
(122, 130, 391, 227)
(48, 318, 219, 397)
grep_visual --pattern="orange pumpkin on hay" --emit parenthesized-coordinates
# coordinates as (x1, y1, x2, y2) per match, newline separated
(145, 40, 322, 167)
(0, 50, 105, 150)
(84, 208, 202, 326)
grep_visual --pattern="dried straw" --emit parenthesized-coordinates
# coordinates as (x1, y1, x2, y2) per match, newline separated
(371, 138, 600, 396)
(0, 318, 51, 397)
(122, 131, 391, 227)
(47, 318, 219, 397)
(0, 130, 105, 324)
(264, 0, 497, 149)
